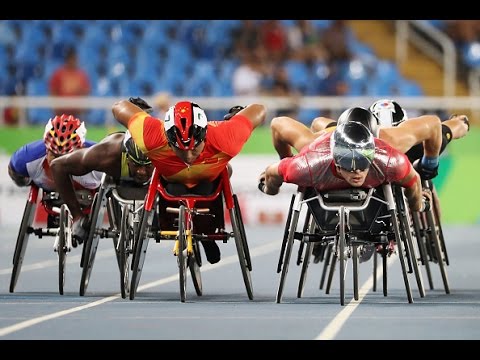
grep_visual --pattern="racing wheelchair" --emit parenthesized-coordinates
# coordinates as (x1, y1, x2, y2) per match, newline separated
(9, 184, 94, 295)
(129, 166, 253, 302)
(276, 183, 426, 306)
(79, 174, 147, 299)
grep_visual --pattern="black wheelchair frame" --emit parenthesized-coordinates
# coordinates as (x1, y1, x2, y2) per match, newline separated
(276, 183, 426, 306)
(79, 174, 147, 298)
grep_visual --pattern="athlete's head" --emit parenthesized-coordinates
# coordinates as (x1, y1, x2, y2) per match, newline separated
(369, 99, 407, 127)
(164, 101, 208, 165)
(44, 114, 86, 156)
(331, 122, 375, 187)
(123, 130, 153, 184)
(337, 107, 379, 136)
(164, 101, 207, 150)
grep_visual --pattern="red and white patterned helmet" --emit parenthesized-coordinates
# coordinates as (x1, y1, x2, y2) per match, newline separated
(43, 114, 86, 155)
(164, 101, 207, 150)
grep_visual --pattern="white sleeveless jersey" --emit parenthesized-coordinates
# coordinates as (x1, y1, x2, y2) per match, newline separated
(9, 139, 103, 192)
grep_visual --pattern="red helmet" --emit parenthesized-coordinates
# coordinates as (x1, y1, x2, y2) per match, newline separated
(43, 114, 86, 155)
(164, 101, 208, 150)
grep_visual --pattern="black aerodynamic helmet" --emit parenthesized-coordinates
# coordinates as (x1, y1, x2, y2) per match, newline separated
(369, 99, 408, 127)
(331, 122, 375, 172)
(337, 107, 380, 136)
(123, 130, 151, 166)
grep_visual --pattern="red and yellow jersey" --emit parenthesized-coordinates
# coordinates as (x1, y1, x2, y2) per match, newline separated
(128, 112, 254, 188)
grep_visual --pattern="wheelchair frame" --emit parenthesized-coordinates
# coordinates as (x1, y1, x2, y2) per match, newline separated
(79, 173, 147, 298)
(276, 183, 426, 306)
(9, 185, 91, 295)
(129, 166, 253, 302)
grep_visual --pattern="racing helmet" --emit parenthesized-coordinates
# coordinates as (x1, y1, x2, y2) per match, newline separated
(331, 122, 375, 172)
(43, 114, 86, 155)
(164, 101, 207, 150)
(123, 130, 151, 166)
(369, 99, 408, 127)
(337, 107, 380, 136)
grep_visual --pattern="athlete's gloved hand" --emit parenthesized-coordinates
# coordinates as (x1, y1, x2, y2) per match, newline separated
(8, 165, 32, 187)
(129, 97, 153, 114)
(72, 216, 89, 248)
(413, 159, 439, 180)
(223, 105, 245, 120)
(420, 189, 432, 212)
(258, 171, 267, 193)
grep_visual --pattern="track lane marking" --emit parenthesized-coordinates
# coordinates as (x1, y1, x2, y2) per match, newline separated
(0, 241, 278, 337)
(315, 256, 397, 340)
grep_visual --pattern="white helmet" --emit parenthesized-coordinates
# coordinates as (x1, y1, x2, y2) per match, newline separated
(369, 99, 408, 127)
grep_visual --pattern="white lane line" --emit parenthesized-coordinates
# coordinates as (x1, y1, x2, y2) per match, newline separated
(0, 250, 113, 275)
(0, 241, 279, 337)
(314, 256, 397, 340)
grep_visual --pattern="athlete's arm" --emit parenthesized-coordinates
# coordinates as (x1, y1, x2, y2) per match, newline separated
(310, 116, 337, 133)
(380, 115, 442, 157)
(235, 103, 267, 129)
(112, 100, 145, 128)
(270, 116, 317, 159)
(50, 138, 120, 221)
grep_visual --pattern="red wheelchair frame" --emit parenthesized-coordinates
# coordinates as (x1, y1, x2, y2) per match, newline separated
(10, 184, 93, 295)
(129, 166, 253, 302)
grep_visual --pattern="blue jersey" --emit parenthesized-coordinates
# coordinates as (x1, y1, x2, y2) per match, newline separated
(9, 139, 103, 192)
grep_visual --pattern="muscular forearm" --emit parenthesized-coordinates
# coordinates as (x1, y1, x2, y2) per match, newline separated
(50, 160, 84, 220)
(421, 115, 442, 157)
(112, 100, 141, 128)
(404, 177, 423, 212)
(270, 116, 316, 158)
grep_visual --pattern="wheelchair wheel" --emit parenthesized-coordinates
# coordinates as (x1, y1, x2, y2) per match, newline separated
(389, 208, 413, 303)
(296, 209, 311, 267)
(10, 198, 37, 293)
(297, 214, 316, 298)
(319, 242, 333, 291)
(80, 186, 107, 296)
(297, 242, 313, 298)
(177, 205, 188, 303)
(130, 198, 156, 300)
(395, 187, 425, 298)
(119, 203, 132, 299)
(411, 212, 434, 290)
(276, 204, 301, 303)
(233, 194, 252, 271)
(230, 205, 253, 300)
(189, 240, 203, 296)
(432, 186, 449, 266)
(58, 204, 71, 295)
(338, 206, 347, 306)
(425, 205, 450, 294)
(277, 194, 295, 273)
(352, 244, 359, 301)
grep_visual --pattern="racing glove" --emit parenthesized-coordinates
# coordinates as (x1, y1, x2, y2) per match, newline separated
(413, 159, 439, 181)
(223, 105, 245, 120)
(129, 97, 153, 114)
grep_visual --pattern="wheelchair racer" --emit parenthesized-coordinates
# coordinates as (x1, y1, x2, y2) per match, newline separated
(112, 98, 266, 264)
(8, 114, 102, 246)
(50, 98, 156, 245)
